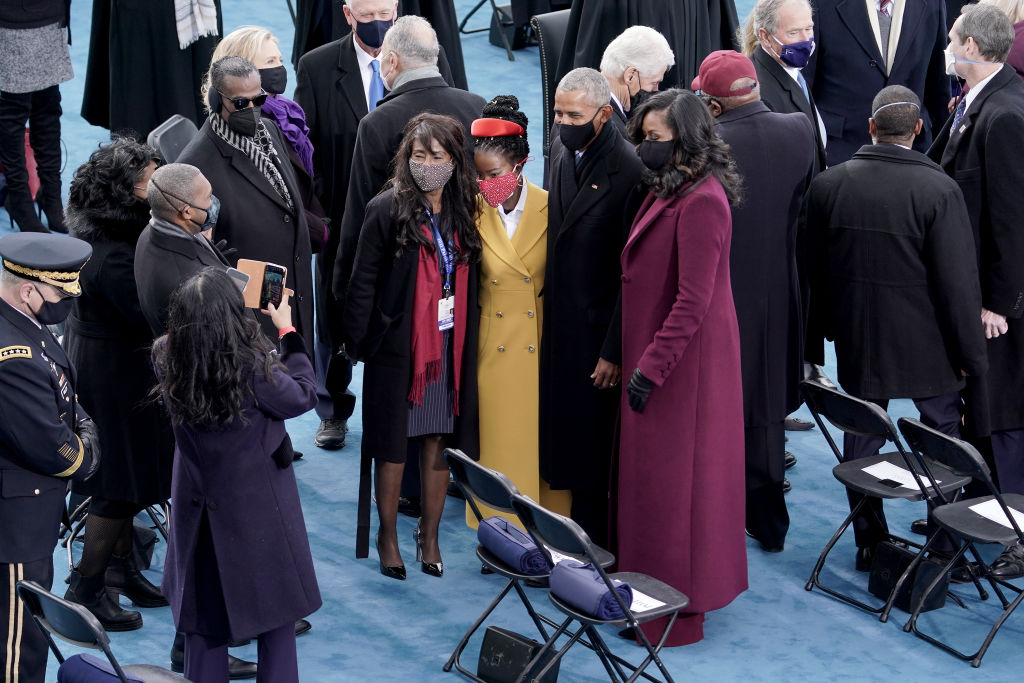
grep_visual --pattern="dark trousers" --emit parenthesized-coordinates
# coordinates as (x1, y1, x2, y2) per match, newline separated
(992, 428, 1024, 496)
(843, 392, 961, 548)
(0, 86, 62, 195)
(184, 622, 297, 683)
(745, 421, 789, 548)
(313, 339, 356, 421)
(570, 488, 609, 549)
(1, 556, 54, 683)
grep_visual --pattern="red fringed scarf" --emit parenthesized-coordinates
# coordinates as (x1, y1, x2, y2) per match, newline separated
(408, 224, 468, 414)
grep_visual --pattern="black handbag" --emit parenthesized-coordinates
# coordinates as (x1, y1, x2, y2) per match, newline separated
(477, 626, 560, 683)
(868, 541, 948, 613)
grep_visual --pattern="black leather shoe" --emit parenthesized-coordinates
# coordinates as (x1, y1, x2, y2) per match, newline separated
(295, 618, 312, 636)
(106, 554, 169, 607)
(855, 546, 874, 572)
(784, 451, 797, 470)
(783, 478, 792, 494)
(314, 419, 347, 449)
(617, 627, 637, 641)
(784, 416, 814, 431)
(376, 531, 406, 580)
(171, 645, 257, 679)
(397, 496, 421, 518)
(292, 450, 304, 461)
(65, 570, 143, 632)
(745, 528, 784, 553)
(990, 544, 1024, 579)
(949, 561, 983, 584)
(910, 518, 929, 536)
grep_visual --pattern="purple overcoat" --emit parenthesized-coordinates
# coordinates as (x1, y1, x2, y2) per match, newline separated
(159, 333, 322, 641)
(617, 177, 747, 645)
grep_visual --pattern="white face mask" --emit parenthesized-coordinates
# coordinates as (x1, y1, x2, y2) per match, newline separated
(944, 47, 959, 77)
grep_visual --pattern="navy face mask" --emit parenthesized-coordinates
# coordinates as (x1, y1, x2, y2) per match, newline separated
(355, 18, 393, 49)
(770, 34, 815, 69)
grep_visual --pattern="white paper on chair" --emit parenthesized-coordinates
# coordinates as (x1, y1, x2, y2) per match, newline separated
(861, 461, 937, 491)
(968, 499, 1024, 529)
(630, 589, 666, 613)
(546, 547, 574, 565)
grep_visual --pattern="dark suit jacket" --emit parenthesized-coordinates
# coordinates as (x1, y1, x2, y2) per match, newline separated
(752, 48, 827, 173)
(134, 221, 230, 336)
(928, 64, 1024, 433)
(332, 76, 486, 308)
(805, 0, 950, 165)
(538, 122, 643, 490)
(178, 119, 315, 352)
(608, 97, 629, 138)
(803, 143, 986, 400)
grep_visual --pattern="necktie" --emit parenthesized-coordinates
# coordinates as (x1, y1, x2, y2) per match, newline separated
(369, 59, 385, 111)
(796, 70, 810, 103)
(879, 0, 892, 17)
(951, 97, 967, 133)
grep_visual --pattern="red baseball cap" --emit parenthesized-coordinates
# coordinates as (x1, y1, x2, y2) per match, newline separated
(691, 50, 757, 98)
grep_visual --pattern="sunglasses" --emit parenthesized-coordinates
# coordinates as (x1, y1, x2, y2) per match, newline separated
(218, 90, 268, 110)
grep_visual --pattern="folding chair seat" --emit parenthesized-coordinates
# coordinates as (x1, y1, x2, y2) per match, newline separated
(511, 493, 689, 683)
(801, 380, 972, 615)
(442, 448, 613, 681)
(15, 580, 188, 682)
(897, 418, 1024, 667)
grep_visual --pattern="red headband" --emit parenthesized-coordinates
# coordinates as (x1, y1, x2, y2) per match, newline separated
(471, 118, 525, 138)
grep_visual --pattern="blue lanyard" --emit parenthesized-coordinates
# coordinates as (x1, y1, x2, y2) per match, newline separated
(426, 208, 454, 295)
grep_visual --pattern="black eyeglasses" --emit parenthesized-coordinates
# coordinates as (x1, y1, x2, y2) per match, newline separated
(218, 90, 268, 110)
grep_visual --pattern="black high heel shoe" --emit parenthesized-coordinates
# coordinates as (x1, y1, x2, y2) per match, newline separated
(413, 525, 444, 577)
(376, 531, 406, 580)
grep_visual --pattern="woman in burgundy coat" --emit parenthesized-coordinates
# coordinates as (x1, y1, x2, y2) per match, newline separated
(618, 89, 747, 646)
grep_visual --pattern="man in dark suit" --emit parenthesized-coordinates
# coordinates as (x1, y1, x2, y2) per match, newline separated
(539, 67, 643, 548)
(695, 50, 815, 553)
(598, 25, 675, 137)
(805, 0, 951, 166)
(928, 3, 1024, 578)
(804, 85, 987, 571)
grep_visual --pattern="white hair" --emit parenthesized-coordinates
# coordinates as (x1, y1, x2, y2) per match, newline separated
(381, 15, 439, 67)
(557, 67, 611, 109)
(599, 26, 675, 78)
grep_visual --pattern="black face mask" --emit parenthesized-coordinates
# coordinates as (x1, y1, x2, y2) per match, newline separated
(637, 139, 675, 171)
(258, 66, 287, 95)
(629, 89, 656, 117)
(355, 18, 393, 49)
(558, 110, 601, 152)
(228, 106, 261, 138)
(32, 285, 74, 325)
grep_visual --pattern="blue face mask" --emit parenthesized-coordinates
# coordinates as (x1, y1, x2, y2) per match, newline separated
(355, 18, 393, 49)
(770, 34, 815, 69)
(191, 194, 220, 232)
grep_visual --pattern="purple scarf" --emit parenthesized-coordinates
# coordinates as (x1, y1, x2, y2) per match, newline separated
(261, 94, 315, 177)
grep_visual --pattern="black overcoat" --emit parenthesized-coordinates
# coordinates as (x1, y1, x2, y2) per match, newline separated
(343, 188, 479, 556)
(804, 144, 987, 400)
(716, 101, 814, 423)
(928, 64, 1024, 434)
(64, 203, 173, 506)
(538, 123, 643, 490)
(178, 119, 315, 352)
(751, 48, 827, 174)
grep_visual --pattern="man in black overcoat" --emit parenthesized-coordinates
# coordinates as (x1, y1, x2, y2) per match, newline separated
(539, 68, 643, 548)
(804, 85, 987, 571)
(177, 57, 315, 355)
(696, 50, 815, 553)
(928, 4, 1024, 577)
(295, 0, 457, 450)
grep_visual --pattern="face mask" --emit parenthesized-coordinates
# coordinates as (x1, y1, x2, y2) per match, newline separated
(637, 140, 675, 171)
(770, 34, 815, 69)
(409, 159, 454, 192)
(944, 48, 958, 76)
(355, 18, 393, 49)
(558, 110, 601, 152)
(258, 66, 287, 95)
(31, 285, 74, 325)
(228, 106, 261, 137)
(477, 164, 522, 208)
(189, 194, 220, 232)
(629, 88, 656, 116)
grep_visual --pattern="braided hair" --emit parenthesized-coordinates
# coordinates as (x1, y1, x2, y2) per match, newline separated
(473, 95, 529, 164)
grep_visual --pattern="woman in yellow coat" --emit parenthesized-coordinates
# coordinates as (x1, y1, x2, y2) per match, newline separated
(468, 96, 571, 527)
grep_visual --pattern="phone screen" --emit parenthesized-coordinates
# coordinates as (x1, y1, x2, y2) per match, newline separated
(260, 266, 285, 309)
(226, 267, 250, 293)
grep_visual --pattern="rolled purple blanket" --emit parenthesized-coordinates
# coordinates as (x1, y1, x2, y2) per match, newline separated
(549, 559, 633, 620)
(477, 516, 549, 575)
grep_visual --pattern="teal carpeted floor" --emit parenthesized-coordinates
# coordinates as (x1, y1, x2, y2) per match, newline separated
(2, 0, 1020, 680)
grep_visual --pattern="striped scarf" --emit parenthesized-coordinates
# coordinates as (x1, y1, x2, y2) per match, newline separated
(174, 0, 219, 49)
(209, 113, 294, 212)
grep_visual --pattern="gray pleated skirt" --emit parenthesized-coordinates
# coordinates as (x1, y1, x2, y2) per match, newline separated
(407, 330, 456, 437)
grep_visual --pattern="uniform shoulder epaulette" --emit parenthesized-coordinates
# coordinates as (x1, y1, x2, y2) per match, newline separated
(0, 345, 32, 362)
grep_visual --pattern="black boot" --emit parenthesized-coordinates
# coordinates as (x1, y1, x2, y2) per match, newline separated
(0, 91, 46, 232)
(106, 553, 169, 608)
(171, 632, 259, 679)
(3, 189, 47, 232)
(64, 569, 143, 632)
(27, 85, 66, 233)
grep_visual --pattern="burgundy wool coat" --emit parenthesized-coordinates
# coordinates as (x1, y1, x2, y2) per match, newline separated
(617, 176, 748, 645)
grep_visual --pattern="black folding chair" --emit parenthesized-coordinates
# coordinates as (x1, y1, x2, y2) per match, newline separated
(801, 380, 972, 616)
(16, 580, 187, 682)
(897, 418, 1024, 667)
(442, 448, 613, 681)
(145, 114, 199, 163)
(511, 493, 689, 683)
(60, 497, 170, 570)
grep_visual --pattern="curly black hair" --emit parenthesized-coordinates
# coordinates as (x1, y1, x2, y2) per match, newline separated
(627, 89, 742, 204)
(473, 94, 529, 164)
(153, 268, 282, 428)
(68, 137, 163, 213)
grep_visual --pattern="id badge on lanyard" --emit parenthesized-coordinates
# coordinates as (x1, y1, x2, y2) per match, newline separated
(428, 209, 456, 332)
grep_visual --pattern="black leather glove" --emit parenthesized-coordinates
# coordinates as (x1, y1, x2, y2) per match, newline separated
(214, 239, 239, 263)
(626, 368, 655, 413)
(77, 419, 102, 480)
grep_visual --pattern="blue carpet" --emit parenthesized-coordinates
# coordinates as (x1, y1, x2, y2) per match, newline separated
(4, 0, 1020, 680)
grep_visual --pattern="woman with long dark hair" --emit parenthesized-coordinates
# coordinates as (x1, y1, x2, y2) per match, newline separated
(344, 112, 480, 579)
(616, 89, 747, 646)
(63, 138, 169, 631)
(153, 268, 320, 682)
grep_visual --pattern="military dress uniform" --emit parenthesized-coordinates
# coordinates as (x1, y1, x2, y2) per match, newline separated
(0, 233, 97, 683)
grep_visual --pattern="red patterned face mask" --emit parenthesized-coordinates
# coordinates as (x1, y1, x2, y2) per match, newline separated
(477, 160, 525, 208)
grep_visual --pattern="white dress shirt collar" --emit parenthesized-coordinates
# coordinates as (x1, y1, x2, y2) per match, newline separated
(497, 179, 528, 239)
